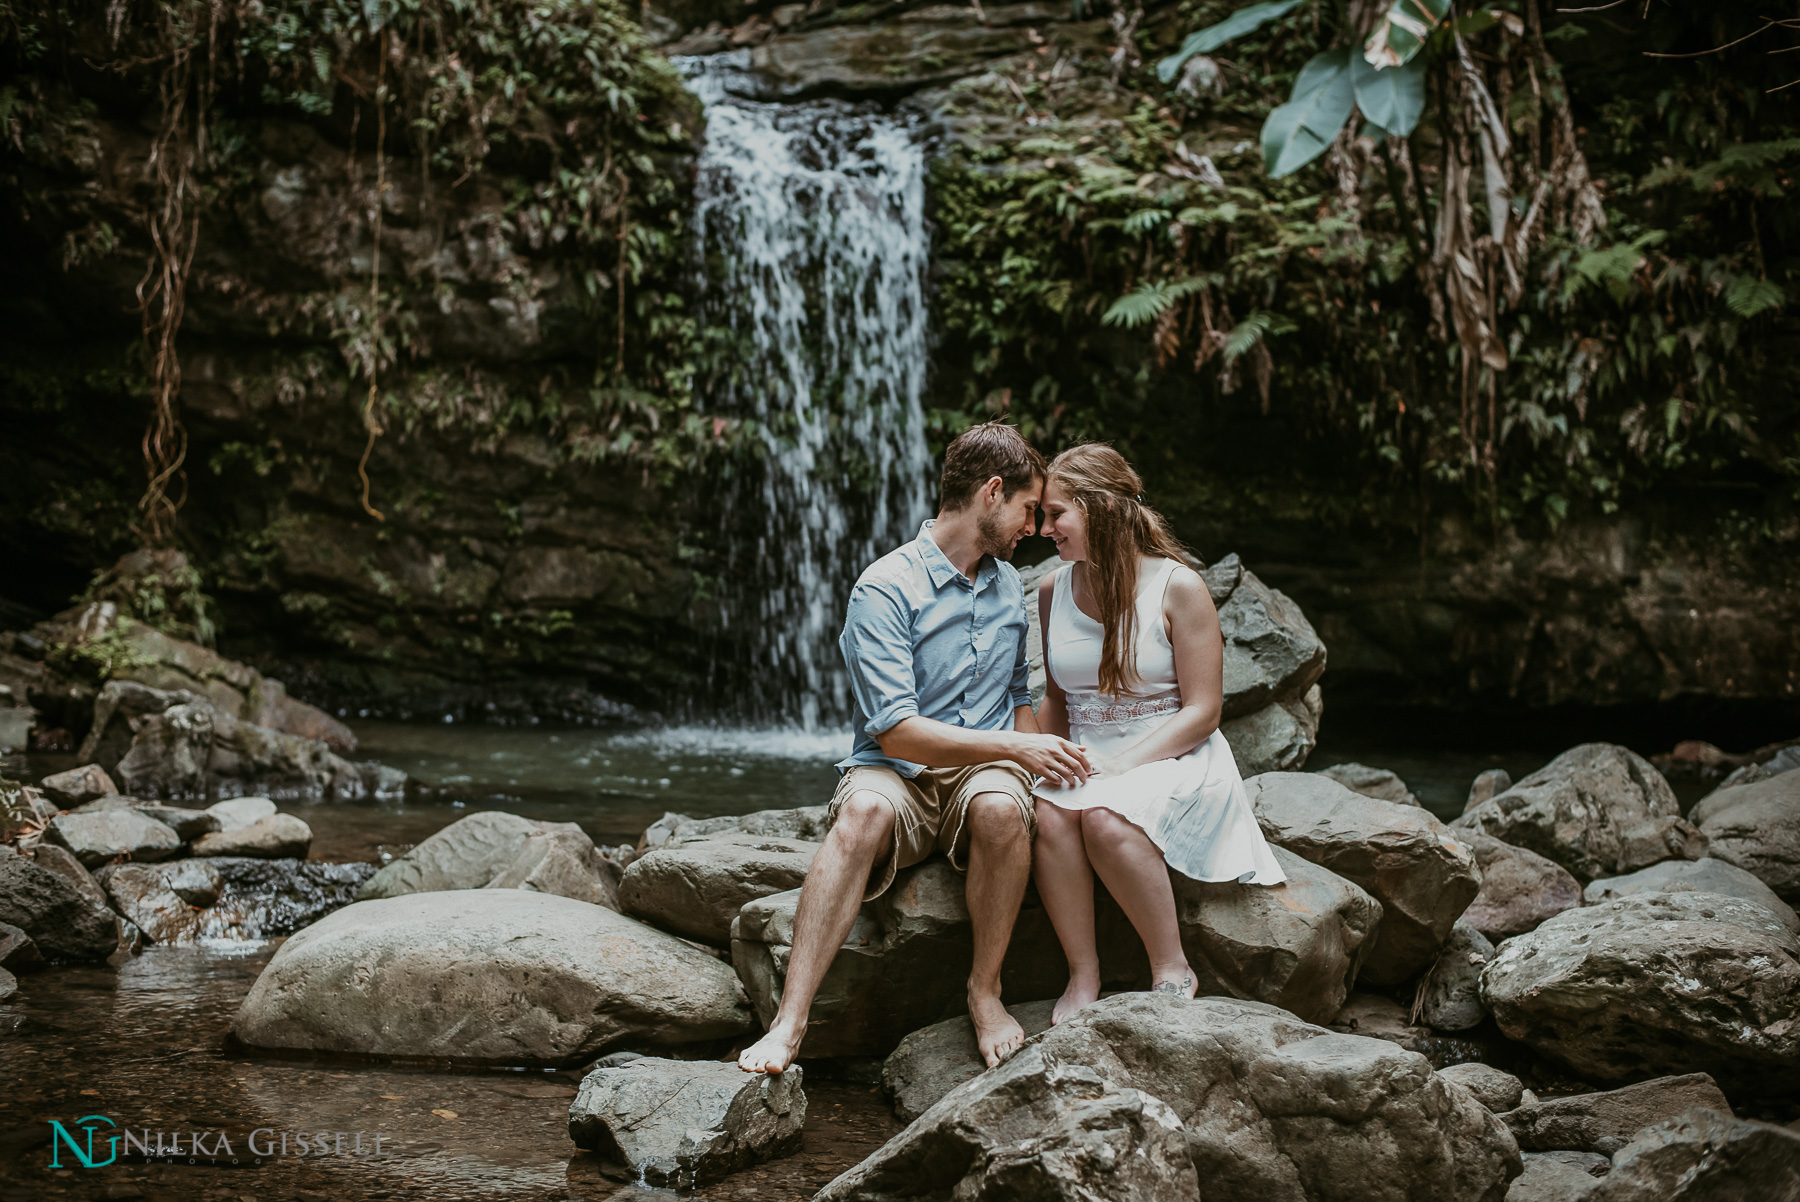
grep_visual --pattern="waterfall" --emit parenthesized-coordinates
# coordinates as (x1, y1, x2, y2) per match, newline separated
(680, 53, 934, 731)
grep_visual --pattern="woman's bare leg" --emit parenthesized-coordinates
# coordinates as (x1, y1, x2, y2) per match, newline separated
(1032, 798, 1102, 1023)
(1080, 807, 1194, 997)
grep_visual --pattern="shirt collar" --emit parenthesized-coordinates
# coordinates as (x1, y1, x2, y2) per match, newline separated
(917, 519, 998, 591)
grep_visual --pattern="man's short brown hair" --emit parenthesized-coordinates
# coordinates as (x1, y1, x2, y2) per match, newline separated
(938, 420, 1047, 511)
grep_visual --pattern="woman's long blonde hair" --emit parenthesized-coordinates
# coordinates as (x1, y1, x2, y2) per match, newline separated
(1048, 443, 1190, 697)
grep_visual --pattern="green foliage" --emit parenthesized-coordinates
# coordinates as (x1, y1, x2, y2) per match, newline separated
(1157, 0, 1304, 82)
(1363, 0, 1452, 68)
(47, 620, 160, 683)
(1262, 50, 1355, 178)
(1350, 54, 1425, 137)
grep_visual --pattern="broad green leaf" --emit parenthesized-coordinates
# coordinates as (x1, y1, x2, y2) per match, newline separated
(1363, 0, 1451, 69)
(1351, 54, 1426, 138)
(1261, 50, 1355, 179)
(1157, 0, 1306, 83)
(1724, 275, 1784, 318)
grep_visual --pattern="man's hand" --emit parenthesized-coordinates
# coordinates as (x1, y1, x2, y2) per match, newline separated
(1008, 733, 1095, 788)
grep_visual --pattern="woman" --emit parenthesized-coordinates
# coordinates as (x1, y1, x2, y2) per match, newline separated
(1033, 443, 1284, 1024)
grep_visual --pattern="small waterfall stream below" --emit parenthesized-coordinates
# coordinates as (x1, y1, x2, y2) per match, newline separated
(680, 52, 933, 731)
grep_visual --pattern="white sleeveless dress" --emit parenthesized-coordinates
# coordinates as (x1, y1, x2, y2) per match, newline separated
(1035, 558, 1286, 886)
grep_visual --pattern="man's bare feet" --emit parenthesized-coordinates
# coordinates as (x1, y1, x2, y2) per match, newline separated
(969, 989, 1026, 1068)
(738, 1020, 805, 1074)
(1150, 963, 1198, 1001)
(1052, 971, 1101, 1025)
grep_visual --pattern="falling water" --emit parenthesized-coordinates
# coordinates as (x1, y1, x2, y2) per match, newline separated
(681, 53, 933, 731)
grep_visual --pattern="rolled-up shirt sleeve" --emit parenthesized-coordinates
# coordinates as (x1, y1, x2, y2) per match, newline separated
(1008, 602, 1033, 712)
(842, 580, 918, 737)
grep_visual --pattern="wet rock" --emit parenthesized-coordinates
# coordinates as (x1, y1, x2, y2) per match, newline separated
(1216, 568, 1329, 719)
(640, 805, 832, 851)
(1588, 1107, 1800, 1200)
(30, 843, 111, 911)
(619, 831, 819, 944)
(882, 1000, 1057, 1124)
(43, 808, 182, 867)
(1689, 771, 1800, 901)
(37, 764, 118, 807)
(1456, 830, 1582, 939)
(1482, 892, 1800, 1092)
(207, 796, 276, 831)
(1220, 686, 1324, 776)
(1438, 1063, 1523, 1113)
(1420, 919, 1495, 1032)
(357, 810, 620, 909)
(97, 857, 375, 943)
(819, 993, 1520, 1202)
(1508, 1151, 1607, 1202)
(567, 1057, 805, 1185)
(0, 849, 119, 961)
(1584, 856, 1800, 934)
(232, 890, 753, 1063)
(1503, 1074, 1733, 1156)
(115, 700, 215, 798)
(191, 812, 312, 859)
(1452, 744, 1704, 881)
(1319, 762, 1420, 807)
(1717, 742, 1800, 790)
(1466, 768, 1513, 812)
(0, 919, 43, 969)
(1328, 993, 1432, 1050)
(1248, 770, 1480, 985)
(132, 803, 220, 841)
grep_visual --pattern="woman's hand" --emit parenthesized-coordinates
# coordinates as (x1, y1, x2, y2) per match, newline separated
(1008, 732, 1094, 788)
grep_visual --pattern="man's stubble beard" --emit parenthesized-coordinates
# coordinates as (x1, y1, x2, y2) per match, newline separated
(976, 507, 1019, 561)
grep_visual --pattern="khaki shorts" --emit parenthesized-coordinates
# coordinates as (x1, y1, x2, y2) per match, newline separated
(827, 761, 1037, 901)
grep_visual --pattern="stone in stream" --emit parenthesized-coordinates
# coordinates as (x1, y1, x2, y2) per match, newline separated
(1451, 743, 1705, 881)
(190, 812, 312, 859)
(36, 763, 118, 807)
(1716, 742, 1800, 790)
(1454, 830, 1582, 940)
(1507, 1151, 1609, 1202)
(1502, 1073, 1733, 1156)
(0, 964, 13, 1000)
(1584, 856, 1800, 934)
(1689, 770, 1800, 901)
(357, 810, 620, 910)
(206, 796, 276, 830)
(1587, 1107, 1800, 1201)
(619, 831, 819, 944)
(1318, 762, 1420, 807)
(0, 919, 43, 969)
(1482, 892, 1800, 1093)
(883, 1000, 1057, 1124)
(1247, 771, 1479, 986)
(1465, 768, 1512, 812)
(817, 994, 1520, 1202)
(732, 847, 1377, 1058)
(132, 802, 220, 841)
(1418, 919, 1494, 1032)
(96, 857, 375, 943)
(639, 805, 831, 851)
(231, 890, 753, 1063)
(567, 1057, 805, 1185)
(42, 808, 182, 867)
(0, 846, 119, 961)
(29, 843, 112, 912)
(1437, 1063, 1523, 1114)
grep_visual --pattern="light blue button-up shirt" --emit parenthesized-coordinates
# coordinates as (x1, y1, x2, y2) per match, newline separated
(836, 519, 1034, 777)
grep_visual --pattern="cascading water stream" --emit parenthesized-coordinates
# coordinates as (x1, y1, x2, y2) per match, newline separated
(681, 53, 934, 732)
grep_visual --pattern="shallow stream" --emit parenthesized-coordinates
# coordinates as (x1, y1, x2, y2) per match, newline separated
(0, 719, 1713, 1200)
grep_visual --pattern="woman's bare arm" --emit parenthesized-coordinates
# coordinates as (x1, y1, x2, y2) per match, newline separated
(1097, 565, 1223, 775)
(1035, 571, 1072, 740)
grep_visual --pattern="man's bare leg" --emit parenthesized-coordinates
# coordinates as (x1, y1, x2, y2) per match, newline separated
(1031, 799, 1101, 1024)
(738, 792, 894, 1073)
(963, 792, 1032, 1068)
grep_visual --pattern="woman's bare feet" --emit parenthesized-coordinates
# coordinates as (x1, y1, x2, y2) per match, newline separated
(968, 990, 1026, 1068)
(1051, 970, 1101, 1025)
(1150, 962, 1198, 1001)
(737, 1019, 805, 1074)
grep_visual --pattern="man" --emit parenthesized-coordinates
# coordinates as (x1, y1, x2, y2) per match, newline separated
(738, 421, 1096, 1075)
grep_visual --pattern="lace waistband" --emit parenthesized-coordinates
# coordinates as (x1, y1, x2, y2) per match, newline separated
(1066, 690, 1181, 728)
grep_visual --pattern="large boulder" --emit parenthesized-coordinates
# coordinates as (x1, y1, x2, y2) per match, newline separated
(1452, 744, 1705, 881)
(36, 764, 118, 807)
(97, 857, 375, 943)
(1507, 1152, 1608, 1202)
(1318, 763, 1420, 807)
(819, 993, 1520, 1202)
(1221, 687, 1325, 776)
(190, 812, 313, 859)
(42, 808, 182, 867)
(231, 890, 753, 1064)
(1584, 856, 1800, 934)
(883, 1000, 1058, 1124)
(1248, 771, 1479, 985)
(619, 831, 818, 944)
(1455, 830, 1582, 939)
(1419, 919, 1495, 1032)
(1437, 1063, 1522, 1114)
(1689, 771, 1800, 901)
(0, 847, 119, 961)
(30, 842, 113, 912)
(733, 847, 1377, 1058)
(357, 810, 620, 910)
(1502, 1074, 1733, 1156)
(567, 1057, 805, 1185)
(1587, 1107, 1800, 1201)
(1482, 892, 1800, 1093)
